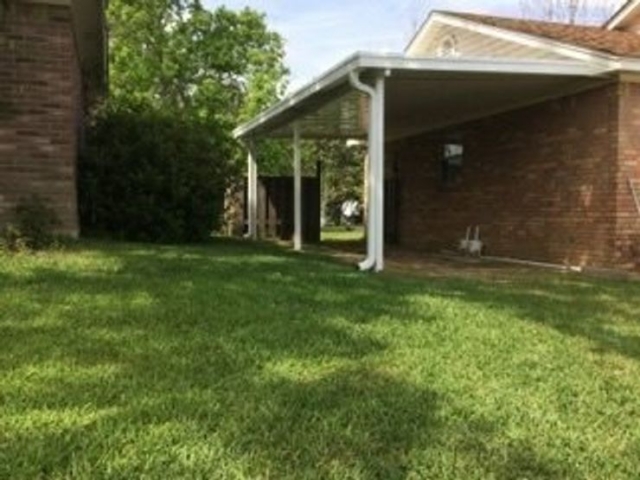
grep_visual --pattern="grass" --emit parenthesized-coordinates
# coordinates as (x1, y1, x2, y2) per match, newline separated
(1, 240, 640, 479)
(321, 225, 364, 243)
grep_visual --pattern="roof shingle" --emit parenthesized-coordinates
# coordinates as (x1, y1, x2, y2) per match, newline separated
(446, 12, 640, 58)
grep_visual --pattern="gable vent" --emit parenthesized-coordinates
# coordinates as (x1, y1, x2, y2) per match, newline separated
(437, 34, 460, 57)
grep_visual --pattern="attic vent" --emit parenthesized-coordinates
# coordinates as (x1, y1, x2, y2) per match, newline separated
(437, 35, 459, 58)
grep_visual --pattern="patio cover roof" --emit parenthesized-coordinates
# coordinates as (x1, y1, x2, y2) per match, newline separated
(234, 53, 617, 142)
(236, 52, 629, 273)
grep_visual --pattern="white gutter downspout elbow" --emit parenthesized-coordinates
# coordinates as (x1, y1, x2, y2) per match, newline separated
(349, 69, 378, 272)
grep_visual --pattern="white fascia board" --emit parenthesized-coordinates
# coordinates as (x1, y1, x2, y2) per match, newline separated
(605, 0, 640, 30)
(233, 53, 614, 140)
(429, 12, 616, 65)
(360, 54, 611, 76)
(616, 58, 640, 72)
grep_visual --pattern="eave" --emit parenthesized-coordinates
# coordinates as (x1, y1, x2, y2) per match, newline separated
(605, 0, 640, 30)
(406, 11, 616, 64)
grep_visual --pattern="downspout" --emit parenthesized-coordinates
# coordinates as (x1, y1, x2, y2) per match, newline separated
(349, 70, 378, 271)
(373, 74, 386, 272)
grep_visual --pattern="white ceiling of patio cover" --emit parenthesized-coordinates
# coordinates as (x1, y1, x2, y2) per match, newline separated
(264, 71, 605, 140)
(235, 56, 611, 141)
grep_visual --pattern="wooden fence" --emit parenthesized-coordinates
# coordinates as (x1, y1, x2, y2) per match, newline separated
(225, 175, 321, 243)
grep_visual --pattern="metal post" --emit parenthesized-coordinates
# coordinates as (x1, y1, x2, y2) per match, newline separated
(293, 124, 302, 251)
(247, 142, 258, 240)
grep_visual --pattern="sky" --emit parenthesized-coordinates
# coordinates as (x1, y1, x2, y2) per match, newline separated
(202, 1, 520, 90)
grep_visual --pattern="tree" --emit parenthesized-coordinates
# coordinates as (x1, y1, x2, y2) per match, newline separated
(311, 140, 365, 225)
(519, 0, 624, 24)
(108, 0, 288, 126)
(79, 0, 289, 242)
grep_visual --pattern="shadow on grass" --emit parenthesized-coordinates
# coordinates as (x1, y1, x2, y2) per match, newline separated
(0, 242, 435, 477)
(0, 240, 634, 478)
(424, 273, 640, 362)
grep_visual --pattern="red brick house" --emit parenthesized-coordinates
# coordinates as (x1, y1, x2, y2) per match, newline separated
(235, 2, 640, 272)
(0, 0, 106, 237)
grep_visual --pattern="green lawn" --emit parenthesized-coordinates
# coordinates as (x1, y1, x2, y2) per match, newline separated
(1, 241, 640, 479)
(321, 226, 365, 243)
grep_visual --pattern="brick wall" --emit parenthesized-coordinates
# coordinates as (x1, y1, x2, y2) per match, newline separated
(0, 2, 81, 236)
(615, 82, 640, 269)
(388, 83, 627, 268)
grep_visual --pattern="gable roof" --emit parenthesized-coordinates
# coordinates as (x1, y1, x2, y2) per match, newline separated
(446, 12, 640, 58)
(605, 0, 640, 30)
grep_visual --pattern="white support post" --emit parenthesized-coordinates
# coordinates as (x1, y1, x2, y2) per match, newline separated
(364, 122, 377, 270)
(247, 142, 258, 240)
(293, 124, 303, 252)
(349, 71, 377, 272)
(373, 75, 386, 272)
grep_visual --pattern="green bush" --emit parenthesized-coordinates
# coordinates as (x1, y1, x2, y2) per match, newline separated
(1, 195, 60, 252)
(79, 104, 238, 243)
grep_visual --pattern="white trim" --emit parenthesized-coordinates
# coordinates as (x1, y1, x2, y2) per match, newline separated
(293, 124, 302, 252)
(359, 54, 609, 75)
(348, 70, 377, 272)
(246, 144, 258, 240)
(605, 0, 640, 30)
(347, 71, 386, 272)
(619, 58, 640, 70)
(408, 12, 615, 65)
(373, 75, 386, 272)
(482, 255, 581, 272)
(233, 53, 613, 140)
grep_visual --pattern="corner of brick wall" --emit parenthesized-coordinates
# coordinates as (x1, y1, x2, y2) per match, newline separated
(614, 82, 640, 271)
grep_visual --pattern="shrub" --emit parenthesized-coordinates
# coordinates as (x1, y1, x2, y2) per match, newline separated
(79, 104, 238, 243)
(1, 195, 60, 252)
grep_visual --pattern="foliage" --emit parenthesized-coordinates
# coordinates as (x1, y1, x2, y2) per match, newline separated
(79, 104, 234, 243)
(251, 139, 323, 177)
(1, 240, 640, 478)
(80, 0, 288, 242)
(313, 140, 365, 225)
(1, 195, 60, 252)
(108, 0, 287, 127)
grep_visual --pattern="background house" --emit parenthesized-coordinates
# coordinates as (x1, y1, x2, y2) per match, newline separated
(0, 0, 106, 237)
(235, 1, 640, 271)
(393, 8, 640, 269)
